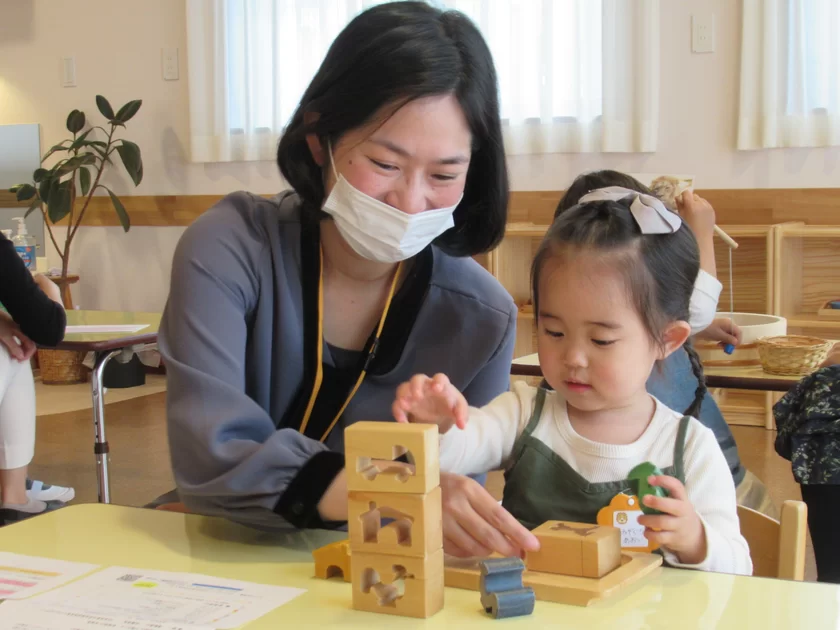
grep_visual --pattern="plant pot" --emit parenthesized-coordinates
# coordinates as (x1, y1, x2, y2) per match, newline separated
(38, 348, 88, 385)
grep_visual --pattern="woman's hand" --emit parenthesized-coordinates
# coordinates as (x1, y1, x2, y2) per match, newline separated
(439, 472, 540, 558)
(637, 475, 707, 565)
(695, 317, 743, 347)
(392, 373, 469, 433)
(0, 311, 36, 361)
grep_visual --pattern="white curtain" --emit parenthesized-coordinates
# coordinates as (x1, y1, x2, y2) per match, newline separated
(186, 0, 660, 163)
(738, 0, 840, 150)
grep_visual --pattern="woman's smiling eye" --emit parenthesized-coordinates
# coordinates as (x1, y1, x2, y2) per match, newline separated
(592, 339, 616, 346)
(369, 157, 397, 171)
(545, 330, 564, 338)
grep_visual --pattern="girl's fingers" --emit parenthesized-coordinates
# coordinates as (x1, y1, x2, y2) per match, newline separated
(647, 475, 689, 501)
(392, 400, 409, 423)
(453, 395, 470, 430)
(642, 494, 689, 517)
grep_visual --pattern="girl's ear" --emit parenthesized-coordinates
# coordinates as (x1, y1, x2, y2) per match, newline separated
(659, 321, 692, 360)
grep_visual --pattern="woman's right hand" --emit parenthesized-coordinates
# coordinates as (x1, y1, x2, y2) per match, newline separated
(392, 373, 469, 433)
(440, 472, 540, 558)
(0, 311, 36, 361)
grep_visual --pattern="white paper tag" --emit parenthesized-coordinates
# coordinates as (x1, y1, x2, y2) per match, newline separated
(613, 508, 647, 549)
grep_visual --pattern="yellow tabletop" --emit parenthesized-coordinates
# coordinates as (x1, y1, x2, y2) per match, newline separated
(58, 310, 161, 351)
(0, 504, 837, 628)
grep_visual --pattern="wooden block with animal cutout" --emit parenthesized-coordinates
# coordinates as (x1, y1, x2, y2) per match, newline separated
(348, 486, 442, 557)
(344, 422, 439, 494)
(313, 539, 351, 582)
(525, 521, 621, 579)
(350, 548, 444, 618)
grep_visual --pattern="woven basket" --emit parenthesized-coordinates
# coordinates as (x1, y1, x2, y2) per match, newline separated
(757, 335, 833, 375)
(38, 348, 88, 384)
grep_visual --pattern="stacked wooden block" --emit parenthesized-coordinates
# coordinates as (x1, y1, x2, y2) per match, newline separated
(344, 422, 444, 619)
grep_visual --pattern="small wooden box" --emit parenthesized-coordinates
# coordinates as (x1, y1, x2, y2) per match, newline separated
(348, 487, 442, 557)
(526, 521, 622, 579)
(344, 422, 439, 494)
(350, 548, 444, 618)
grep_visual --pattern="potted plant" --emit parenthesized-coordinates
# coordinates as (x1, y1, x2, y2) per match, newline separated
(11, 95, 143, 383)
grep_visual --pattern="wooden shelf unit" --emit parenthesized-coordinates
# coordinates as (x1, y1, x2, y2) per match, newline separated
(773, 224, 840, 338)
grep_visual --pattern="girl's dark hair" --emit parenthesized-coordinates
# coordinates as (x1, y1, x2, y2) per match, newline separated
(276, 1, 508, 257)
(535, 175, 706, 418)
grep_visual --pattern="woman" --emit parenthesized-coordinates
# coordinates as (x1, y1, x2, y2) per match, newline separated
(160, 1, 538, 558)
(0, 231, 74, 526)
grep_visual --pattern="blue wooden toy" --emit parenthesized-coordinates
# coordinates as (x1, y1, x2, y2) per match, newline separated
(479, 557, 535, 619)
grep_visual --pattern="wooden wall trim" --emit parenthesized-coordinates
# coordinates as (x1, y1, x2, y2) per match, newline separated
(0, 190, 31, 209)
(12, 188, 837, 228)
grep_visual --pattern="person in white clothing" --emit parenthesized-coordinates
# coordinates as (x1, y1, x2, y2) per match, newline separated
(393, 187, 752, 575)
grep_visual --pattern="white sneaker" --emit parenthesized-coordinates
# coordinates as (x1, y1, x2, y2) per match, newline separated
(26, 479, 75, 503)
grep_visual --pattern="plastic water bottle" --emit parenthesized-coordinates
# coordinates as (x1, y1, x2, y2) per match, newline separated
(11, 217, 36, 271)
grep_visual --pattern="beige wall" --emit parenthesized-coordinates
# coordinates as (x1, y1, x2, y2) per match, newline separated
(1, 0, 838, 311)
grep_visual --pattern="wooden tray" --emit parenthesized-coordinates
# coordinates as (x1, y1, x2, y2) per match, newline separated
(444, 552, 662, 607)
(817, 301, 840, 320)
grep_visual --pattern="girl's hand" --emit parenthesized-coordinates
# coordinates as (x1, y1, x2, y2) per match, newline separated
(676, 191, 716, 241)
(637, 475, 707, 565)
(695, 317, 743, 347)
(392, 373, 468, 433)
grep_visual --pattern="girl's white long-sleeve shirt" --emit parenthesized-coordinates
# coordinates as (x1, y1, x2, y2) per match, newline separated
(439, 381, 752, 576)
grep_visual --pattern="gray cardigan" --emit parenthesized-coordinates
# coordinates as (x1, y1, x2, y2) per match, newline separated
(159, 191, 516, 530)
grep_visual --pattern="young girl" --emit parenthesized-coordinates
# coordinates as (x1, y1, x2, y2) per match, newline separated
(393, 187, 752, 575)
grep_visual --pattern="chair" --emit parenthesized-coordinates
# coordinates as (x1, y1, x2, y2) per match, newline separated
(737, 499, 807, 580)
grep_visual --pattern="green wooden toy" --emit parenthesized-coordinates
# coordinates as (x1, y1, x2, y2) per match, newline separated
(628, 462, 668, 515)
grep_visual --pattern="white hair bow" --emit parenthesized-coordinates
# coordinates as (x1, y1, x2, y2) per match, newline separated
(577, 186, 682, 235)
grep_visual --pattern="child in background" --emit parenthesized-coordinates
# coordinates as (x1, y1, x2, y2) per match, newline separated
(393, 187, 751, 574)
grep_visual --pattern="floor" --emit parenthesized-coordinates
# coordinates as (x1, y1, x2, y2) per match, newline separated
(24, 381, 816, 579)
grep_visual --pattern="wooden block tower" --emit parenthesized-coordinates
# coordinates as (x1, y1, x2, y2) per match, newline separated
(344, 422, 444, 619)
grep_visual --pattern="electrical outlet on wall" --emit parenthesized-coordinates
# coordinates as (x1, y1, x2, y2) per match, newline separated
(162, 48, 179, 81)
(692, 14, 715, 53)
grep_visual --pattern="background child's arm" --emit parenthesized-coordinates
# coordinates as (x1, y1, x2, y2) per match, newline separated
(664, 422, 752, 575)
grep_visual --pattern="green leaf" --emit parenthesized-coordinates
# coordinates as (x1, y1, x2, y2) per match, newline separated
(69, 129, 93, 151)
(116, 140, 143, 186)
(14, 183, 36, 201)
(79, 167, 91, 196)
(33, 168, 49, 183)
(115, 99, 142, 124)
(24, 198, 41, 219)
(66, 109, 86, 133)
(96, 95, 115, 120)
(55, 154, 97, 175)
(38, 178, 53, 205)
(47, 181, 72, 224)
(41, 142, 71, 162)
(103, 186, 131, 232)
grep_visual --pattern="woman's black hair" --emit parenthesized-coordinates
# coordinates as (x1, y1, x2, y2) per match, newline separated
(534, 171, 707, 419)
(277, 1, 508, 257)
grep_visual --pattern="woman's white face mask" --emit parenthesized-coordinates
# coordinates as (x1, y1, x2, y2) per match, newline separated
(321, 146, 462, 264)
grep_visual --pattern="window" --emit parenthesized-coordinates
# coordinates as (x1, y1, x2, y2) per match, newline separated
(739, 0, 840, 149)
(187, 0, 659, 162)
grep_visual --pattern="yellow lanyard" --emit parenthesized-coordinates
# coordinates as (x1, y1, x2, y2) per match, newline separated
(298, 248, 403, 443)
